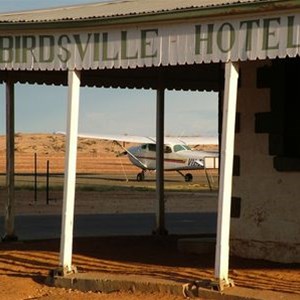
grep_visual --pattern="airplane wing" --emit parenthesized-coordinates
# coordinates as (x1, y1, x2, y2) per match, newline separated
(57, 132, 218, 145)
(176, 149, 219, 159)
(164, 136, 218, 145)
(75, 133, 156, 144)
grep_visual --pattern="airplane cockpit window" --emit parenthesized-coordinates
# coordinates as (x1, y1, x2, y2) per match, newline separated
(164, 145, 172, 153)
(183, 145, 191, 150)
(148, 144, 156, 152)
(174, 144, 186, 152)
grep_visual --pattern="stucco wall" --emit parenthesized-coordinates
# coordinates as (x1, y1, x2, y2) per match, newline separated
(230, 61, 300, 263)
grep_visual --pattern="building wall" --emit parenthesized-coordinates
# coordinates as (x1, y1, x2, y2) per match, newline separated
(230, 60, 300, 263)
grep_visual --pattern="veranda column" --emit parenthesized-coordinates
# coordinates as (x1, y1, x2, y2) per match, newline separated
(214, 61, 239, 288)
(154, 87, 167, 235)
(59, 69, 81, 274)
(4, 80, 17, 241)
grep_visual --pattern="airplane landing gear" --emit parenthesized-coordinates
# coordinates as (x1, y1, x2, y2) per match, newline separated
(177, 171, 193, 182)
(137, 171, 145, 182)
(184, 173, 193, 182)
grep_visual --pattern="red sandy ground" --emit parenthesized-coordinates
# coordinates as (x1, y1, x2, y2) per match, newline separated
(0, 236, 300, 300)
(0, 134, 299, 299)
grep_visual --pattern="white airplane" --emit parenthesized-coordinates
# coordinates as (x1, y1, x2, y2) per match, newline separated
(76, 133, 219, 182)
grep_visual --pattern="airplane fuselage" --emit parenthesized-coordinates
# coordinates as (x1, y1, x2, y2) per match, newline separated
(127, 143, 205, 171)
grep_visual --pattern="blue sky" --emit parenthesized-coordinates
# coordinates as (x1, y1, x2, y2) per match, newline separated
(0, 0, 218, 137)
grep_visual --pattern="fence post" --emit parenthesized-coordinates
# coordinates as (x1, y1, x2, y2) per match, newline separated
(34, 153, 37, 202)
(46, 160, 50, 205)
(204, 167, 213, 191)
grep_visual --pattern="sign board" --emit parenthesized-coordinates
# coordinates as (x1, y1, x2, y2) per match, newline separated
(0, 14, 299, 70)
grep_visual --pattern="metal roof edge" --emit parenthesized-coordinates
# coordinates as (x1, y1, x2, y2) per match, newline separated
(0, 0, 299, 31)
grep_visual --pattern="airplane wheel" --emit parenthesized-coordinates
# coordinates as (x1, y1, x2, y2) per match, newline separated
(184, 173, 193, 182)
(137, 172, 145, 182)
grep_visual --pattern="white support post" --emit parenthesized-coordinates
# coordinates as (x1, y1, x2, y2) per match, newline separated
(214, 61, 239, 288)
(4, 80, 17, 241)
(59, 69, 81, 274)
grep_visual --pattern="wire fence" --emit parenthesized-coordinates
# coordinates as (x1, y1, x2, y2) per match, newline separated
(0, 153, 219, 204)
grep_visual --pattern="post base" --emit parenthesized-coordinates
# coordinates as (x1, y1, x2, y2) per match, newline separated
(50, 265, 78, 277)
(152, 228, 168, 236)
(1, 234, 18, 242)
(182, 278, 235, 298)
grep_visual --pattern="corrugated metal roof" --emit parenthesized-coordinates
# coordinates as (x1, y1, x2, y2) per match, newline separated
(0, 0, 273, 23)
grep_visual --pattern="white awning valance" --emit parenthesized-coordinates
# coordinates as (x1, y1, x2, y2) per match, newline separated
(0, 13, 299, 71)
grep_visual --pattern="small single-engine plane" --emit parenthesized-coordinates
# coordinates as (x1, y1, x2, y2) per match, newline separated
(75, 133, 219, 182)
